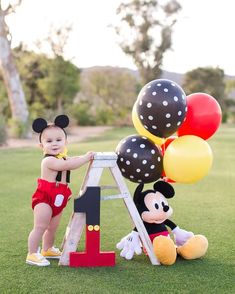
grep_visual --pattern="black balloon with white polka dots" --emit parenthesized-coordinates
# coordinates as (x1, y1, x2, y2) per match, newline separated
(116, 135, 163, 183)
(136, 79, 187, 138)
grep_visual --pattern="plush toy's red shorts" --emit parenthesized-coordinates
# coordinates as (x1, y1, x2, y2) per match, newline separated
(149, 231, 170, 243)
(32, 179, 72, 217)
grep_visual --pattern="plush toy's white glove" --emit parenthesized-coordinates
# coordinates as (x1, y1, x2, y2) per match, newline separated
(172, 226, 194, 247)
(116, 231, 142, 260)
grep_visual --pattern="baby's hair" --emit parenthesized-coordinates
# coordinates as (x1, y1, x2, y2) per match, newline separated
(32, 115, 69, 143)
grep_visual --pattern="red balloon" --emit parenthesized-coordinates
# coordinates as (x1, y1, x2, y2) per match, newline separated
(177, 93, 222, 140)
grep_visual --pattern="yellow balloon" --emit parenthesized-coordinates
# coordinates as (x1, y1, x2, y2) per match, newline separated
(163, 135, 213, 183)
(132, 102, 165, 146)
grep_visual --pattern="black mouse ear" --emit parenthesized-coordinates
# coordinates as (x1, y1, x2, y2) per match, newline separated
(54, 115, 69, 128)
(32, 118, 48, 133)
(153, 181, 175, 198)
(133, 183, 144, 205)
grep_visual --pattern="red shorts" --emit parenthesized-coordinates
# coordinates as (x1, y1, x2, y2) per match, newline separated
(32, 179, 72, 217)
(149, 231, 170, 242)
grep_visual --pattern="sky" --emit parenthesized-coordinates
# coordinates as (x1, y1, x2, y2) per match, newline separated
(4, 0, 235, 76)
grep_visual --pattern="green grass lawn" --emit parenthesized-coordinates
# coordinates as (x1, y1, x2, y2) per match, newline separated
(0, 125, 234, 293)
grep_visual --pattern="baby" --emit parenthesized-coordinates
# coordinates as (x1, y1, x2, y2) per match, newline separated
(26, 115, 94, 266)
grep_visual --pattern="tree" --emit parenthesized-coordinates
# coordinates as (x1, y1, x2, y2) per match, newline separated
(11, 46, 80, 118)
(183, 67, 226, 111)
(114, 0, 181, 85)
(79, 66, 137, 111)
(35, 23, 78, 113)
(0, 0, 29, 130)
(37, 56, 80, 112)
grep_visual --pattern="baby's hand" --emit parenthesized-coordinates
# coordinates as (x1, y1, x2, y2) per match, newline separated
(85, 151, 95, 161)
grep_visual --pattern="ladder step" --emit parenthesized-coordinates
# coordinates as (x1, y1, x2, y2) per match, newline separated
(101, 194, 127, 201)
(100, 185, 118, 190)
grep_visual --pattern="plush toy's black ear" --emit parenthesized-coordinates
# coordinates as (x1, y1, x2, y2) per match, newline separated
(32, 118, 48, 133)
(54, 115, 69, 128)
(133, 183, 144, 205)
(153, 181, 175, 198)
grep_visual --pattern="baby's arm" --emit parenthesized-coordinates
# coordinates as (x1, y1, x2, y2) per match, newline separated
(42, 152, 94, 171)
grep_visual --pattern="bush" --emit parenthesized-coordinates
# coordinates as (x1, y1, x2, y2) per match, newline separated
(69, 102, 95, 126)
(95, 106, 115, 125)
(0, 115, 7, 145)
(8, 118, 29, 138)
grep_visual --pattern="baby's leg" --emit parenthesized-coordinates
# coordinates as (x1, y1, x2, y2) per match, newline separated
(28, 203, 52, 254)
(42, 212, 63, 251)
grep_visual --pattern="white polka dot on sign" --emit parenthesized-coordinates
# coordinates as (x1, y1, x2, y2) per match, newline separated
(182, 95, 185, 100)
(151, 150, 155, 154)
(142, 160, 147, 164)
(158, 157, 161, 162)
(164, 88, 169, 92)
(132, 138, 136, 142)
(178, 111, 182, 116)
(127, 149, 131, 153)
(174, 96, 178, 101)
(157, 83, 161, 86)
(145, 173, 149, 177)
(144, 125, 148, 129)
(130, 175, 134, 179)
(166, 123, 171, 128)
(147, 103, 152, 108)
(166, 113, 171, 118)
(120, 158, 124, 162)
(139, 100, 142, 105)
(152, 125, 157, 129)
(185, 106, 188, 111)
(133, 153, 138, 158)
(136, 168, 141, 173)
(150, 165, 155, 169)
(140, 144, 145, 148)
(148, 116, 153, 120)
(171, 83, 176, 86)
(147, 85, 151, 88)
(177, 121, 181, 126)
(121, 168, 125, 172)
(140, 115, 144, 120)
(152, 91, 157, 96)
(138, 180, 142, 183)
(126, 161, 130, 165)
(163, 101, 168, 106)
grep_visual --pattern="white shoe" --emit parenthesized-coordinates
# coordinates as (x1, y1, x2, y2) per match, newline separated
(26, 253, 50, 266)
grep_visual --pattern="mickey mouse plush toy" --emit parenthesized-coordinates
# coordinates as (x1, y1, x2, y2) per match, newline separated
(117, 181, 208, 265)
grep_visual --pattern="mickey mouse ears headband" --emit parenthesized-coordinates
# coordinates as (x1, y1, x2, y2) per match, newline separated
(32, 115, 69, 142)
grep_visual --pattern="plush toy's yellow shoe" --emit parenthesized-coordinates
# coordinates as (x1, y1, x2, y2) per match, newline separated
(153, 236, 177, 265)
(41, 246, 61, 259)
(177, 235, 208, 260)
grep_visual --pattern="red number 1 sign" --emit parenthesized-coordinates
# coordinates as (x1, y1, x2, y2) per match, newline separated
(69, 186, 116, 267)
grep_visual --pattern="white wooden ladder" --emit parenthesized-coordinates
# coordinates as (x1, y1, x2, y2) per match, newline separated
(59, 152, 159, 266)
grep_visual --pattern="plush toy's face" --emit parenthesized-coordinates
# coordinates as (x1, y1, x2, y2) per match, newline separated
(141, 191, 173, 224)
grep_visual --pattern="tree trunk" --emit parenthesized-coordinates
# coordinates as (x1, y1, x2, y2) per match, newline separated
(0, 13, 29, 124)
